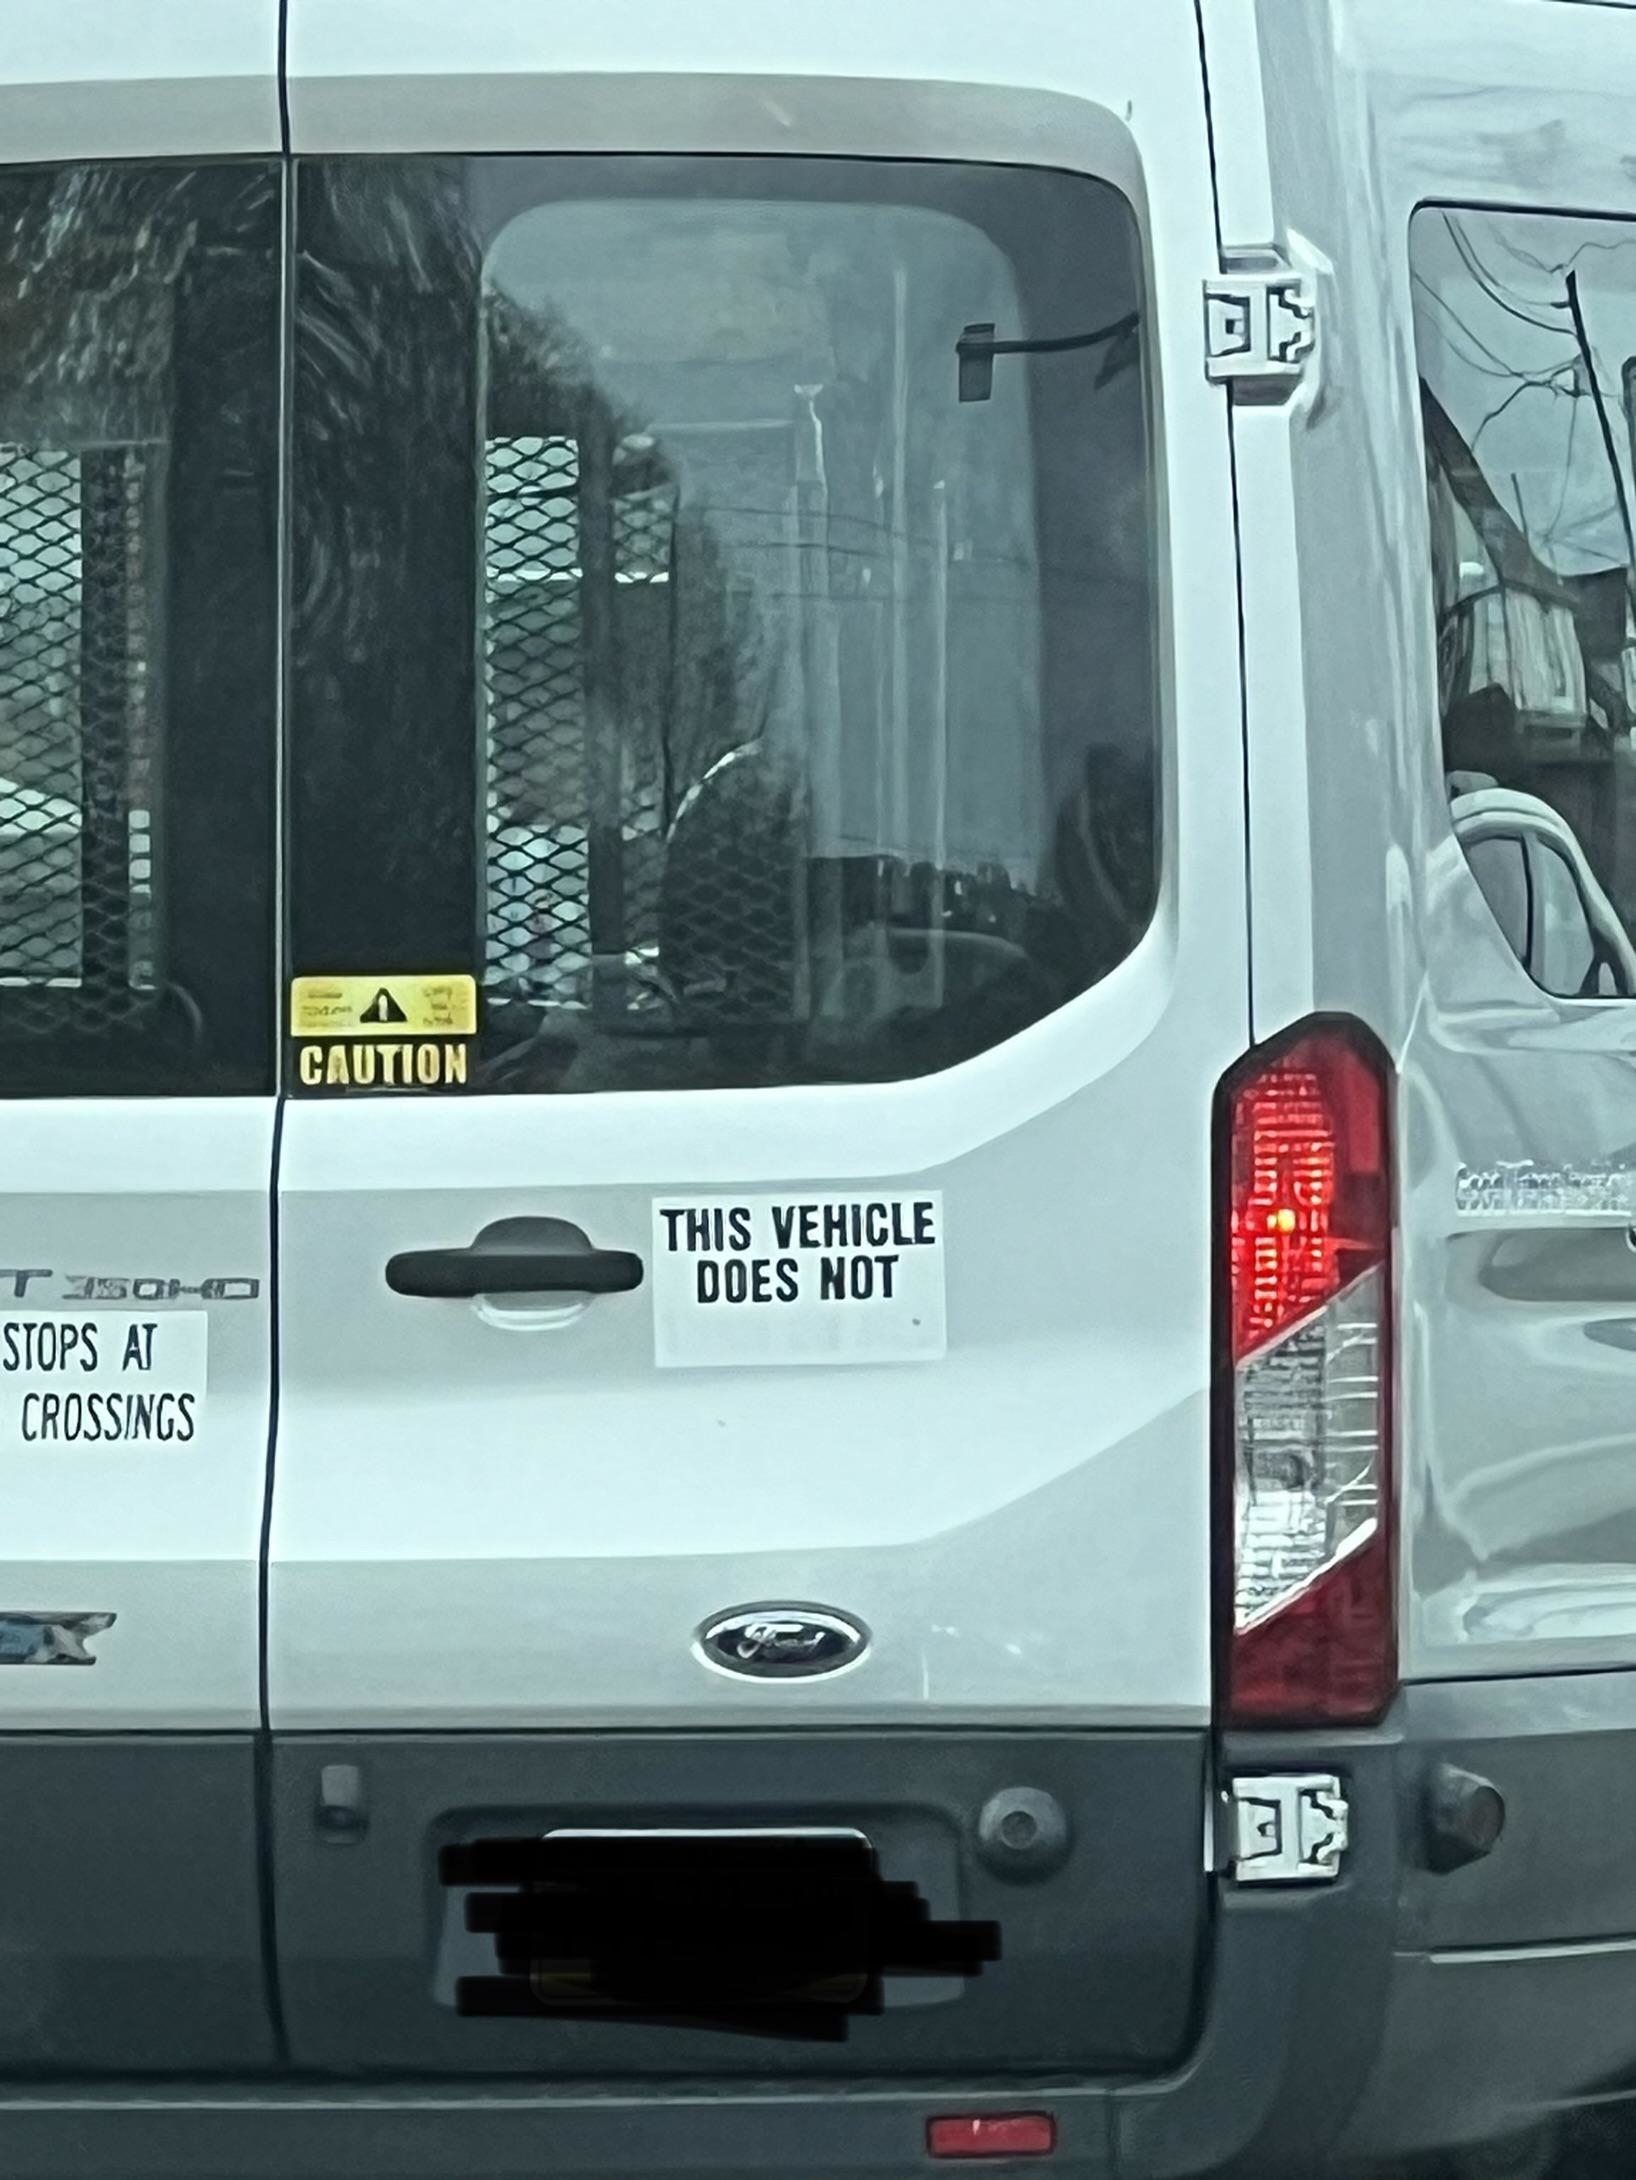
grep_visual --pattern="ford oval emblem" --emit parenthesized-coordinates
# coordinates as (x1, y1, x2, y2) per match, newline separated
(697, 1604, 869, 1679)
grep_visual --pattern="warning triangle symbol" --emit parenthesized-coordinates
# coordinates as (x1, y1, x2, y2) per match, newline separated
(361, 987, 409, 1025)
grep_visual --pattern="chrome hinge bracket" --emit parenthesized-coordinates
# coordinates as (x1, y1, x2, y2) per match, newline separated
(1205, 255, 1316, 397)
(1228, 1772, 1349, 1884)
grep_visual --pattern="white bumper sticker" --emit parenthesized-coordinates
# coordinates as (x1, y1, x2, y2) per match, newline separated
(0, 1312, 208, 1448)
(651, 1193, 945, 1370)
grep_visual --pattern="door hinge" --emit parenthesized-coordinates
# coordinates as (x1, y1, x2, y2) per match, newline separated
(1228, 1772, 1349, 1884)
(1204, 256, 1316, 396)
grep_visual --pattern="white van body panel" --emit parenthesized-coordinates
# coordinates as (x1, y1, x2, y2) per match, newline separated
(0, 1, 281, 159)
(1202, 0, 1636, 1681)
(0, 1106, 274, 1727)
(269, 0, 1248, 1732)
(0, 14, 281, 1730)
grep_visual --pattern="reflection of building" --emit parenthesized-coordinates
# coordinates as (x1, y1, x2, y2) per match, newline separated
(476, 195, 1061, 1056)
(1424, 385, 1636, 926)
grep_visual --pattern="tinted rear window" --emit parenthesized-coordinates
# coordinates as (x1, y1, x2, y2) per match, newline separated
(0, 162, 279, 1094)
(288, 157, 1158, 1091)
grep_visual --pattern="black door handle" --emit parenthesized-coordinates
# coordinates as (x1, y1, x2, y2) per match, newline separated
(385, 1247, 644, 1299)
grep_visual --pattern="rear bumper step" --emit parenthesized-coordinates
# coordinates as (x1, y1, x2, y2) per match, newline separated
(8, 1679, 1636, 2175)
(0, 1862, 1390, 2180)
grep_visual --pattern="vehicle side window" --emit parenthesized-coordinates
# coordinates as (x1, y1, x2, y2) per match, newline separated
(0, 164, 280, 1093)
(1531, 840, 1598, 997)
(1463, 834, 1530, 961)
(1412, 204, 1636, 1002)
(288, 156, 1159, 1093)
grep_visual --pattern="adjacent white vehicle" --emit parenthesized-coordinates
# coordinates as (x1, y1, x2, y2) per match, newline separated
(1451, 781, 1636, 999)
(0, 3, 1634, 2175)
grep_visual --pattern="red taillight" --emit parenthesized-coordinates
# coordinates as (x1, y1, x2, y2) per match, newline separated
(928, 2115, 1057, 2158)
(1220, 1023, 1394, 1726)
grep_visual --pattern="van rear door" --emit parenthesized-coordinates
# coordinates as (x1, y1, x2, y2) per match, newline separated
(269, 0, 1247, 2079)
(0, 10, 283, 2071)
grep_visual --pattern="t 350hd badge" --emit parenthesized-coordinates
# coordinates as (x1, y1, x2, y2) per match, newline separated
(696, 1605, 870, 1679)
(0, 1269, 258, 1302)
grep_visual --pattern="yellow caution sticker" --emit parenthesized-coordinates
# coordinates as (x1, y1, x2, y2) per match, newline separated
(290, 973, 477, 1039)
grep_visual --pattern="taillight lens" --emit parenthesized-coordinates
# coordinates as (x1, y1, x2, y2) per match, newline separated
(1220, 1023, 1394, 1725)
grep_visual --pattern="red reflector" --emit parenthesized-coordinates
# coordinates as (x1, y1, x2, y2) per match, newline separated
(928, 2114, 1056, 2158)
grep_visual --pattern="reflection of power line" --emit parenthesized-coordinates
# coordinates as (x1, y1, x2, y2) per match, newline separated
(1565, 267, 1636, 615)
(1444, 214, 1570, 334)
(1413, 273, 1558, 380)
(1496, 227, 1636, 279)
(1434, 215, 1636, 590)
(1470, 361, 1577, 447)
(629, 498, 1118, 584)
(1544, 498, 1623, 545)
(1541, 366, 1585, 553)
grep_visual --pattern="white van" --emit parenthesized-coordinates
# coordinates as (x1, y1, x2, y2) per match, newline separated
(0, 2, 1633, 2174)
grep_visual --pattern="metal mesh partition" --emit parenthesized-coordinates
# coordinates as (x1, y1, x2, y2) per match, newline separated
(0, 442, 154, 1029)
(483, 435, 588, 1006)
(481, 430, 683, 1017)
(480, 418, 813, 1041)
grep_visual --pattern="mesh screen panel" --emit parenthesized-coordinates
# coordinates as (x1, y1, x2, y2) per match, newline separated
(0, 443, 154, 1030)
(483, 432, 695, 1017)
(483, 435, 588, 1007)
(481, 426, 808, 1033)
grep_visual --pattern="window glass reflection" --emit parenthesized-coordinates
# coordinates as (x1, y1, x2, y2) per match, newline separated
(1534, 840, 1597, 996)
(1413, 205, 1636, 996)
(1464, 832, 1530, 958)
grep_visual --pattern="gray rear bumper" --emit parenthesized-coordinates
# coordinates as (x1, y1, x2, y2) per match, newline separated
(1329, 1669, 1636, 2167)
(2, 1672, 1635, 2177)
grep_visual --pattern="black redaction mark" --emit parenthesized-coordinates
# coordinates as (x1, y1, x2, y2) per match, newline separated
(442, 1831, 1000, 2041)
